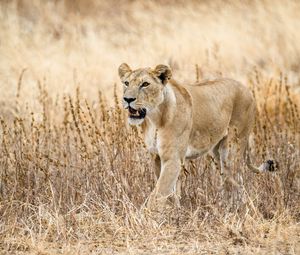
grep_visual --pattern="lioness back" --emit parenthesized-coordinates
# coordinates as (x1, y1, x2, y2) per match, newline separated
(175, 78, 256, 157)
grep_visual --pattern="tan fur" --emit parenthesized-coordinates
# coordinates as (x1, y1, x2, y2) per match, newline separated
(118, 63, 274, 210)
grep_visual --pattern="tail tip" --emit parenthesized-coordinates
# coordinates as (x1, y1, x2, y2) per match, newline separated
(265, 159, 278, 172)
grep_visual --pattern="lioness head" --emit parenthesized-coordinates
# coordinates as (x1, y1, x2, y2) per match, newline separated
(118, 63, 172, 125)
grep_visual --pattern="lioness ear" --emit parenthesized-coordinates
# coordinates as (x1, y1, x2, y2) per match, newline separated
(118, 63, 131, 79)
(154, 65, 172, 85)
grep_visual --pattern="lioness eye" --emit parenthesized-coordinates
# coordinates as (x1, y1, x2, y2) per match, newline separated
(141, 82, 150, 88)
(124, 81, 129, 86)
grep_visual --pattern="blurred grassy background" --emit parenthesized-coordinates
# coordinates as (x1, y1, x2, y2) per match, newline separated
(1, 0, 300, 101)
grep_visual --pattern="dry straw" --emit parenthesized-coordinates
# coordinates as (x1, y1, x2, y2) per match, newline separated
(0, 0, 299, 253)
(0, 68, 299, 254)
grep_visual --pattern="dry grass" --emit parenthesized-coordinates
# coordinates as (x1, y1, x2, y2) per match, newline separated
(0, 0, 300, 254)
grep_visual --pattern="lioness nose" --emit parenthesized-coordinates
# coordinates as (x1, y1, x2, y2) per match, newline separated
(123, 97, 136, 104)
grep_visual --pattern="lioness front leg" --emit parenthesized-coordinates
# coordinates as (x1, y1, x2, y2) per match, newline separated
(147, 156, 181, 210)
(153, 154, 161, 180)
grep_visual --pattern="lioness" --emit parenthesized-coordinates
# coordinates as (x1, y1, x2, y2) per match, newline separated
(118, 63, 274, 209)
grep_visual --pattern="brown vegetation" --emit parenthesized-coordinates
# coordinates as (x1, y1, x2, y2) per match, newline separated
(0, 0, 299, 254)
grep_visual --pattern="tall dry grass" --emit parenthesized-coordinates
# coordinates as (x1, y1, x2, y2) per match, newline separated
(0, 0, 299, 254)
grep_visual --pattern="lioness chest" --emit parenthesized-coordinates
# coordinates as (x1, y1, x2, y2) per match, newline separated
(143, 121, 214, 159)
(143, 121, 158, 154)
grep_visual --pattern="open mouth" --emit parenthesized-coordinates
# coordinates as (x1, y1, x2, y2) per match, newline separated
(128, 106, 146, 119)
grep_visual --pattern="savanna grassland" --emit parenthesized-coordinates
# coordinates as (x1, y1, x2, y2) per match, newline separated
(0, 0, 299, 254)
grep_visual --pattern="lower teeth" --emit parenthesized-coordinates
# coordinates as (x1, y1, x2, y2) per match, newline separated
(128, 108, 146, 119)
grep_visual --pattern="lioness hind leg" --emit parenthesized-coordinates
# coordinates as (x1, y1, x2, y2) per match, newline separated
(214, 135, 241, 189)
(219, 137, 229, 176)
(212, 135, 229, 176)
